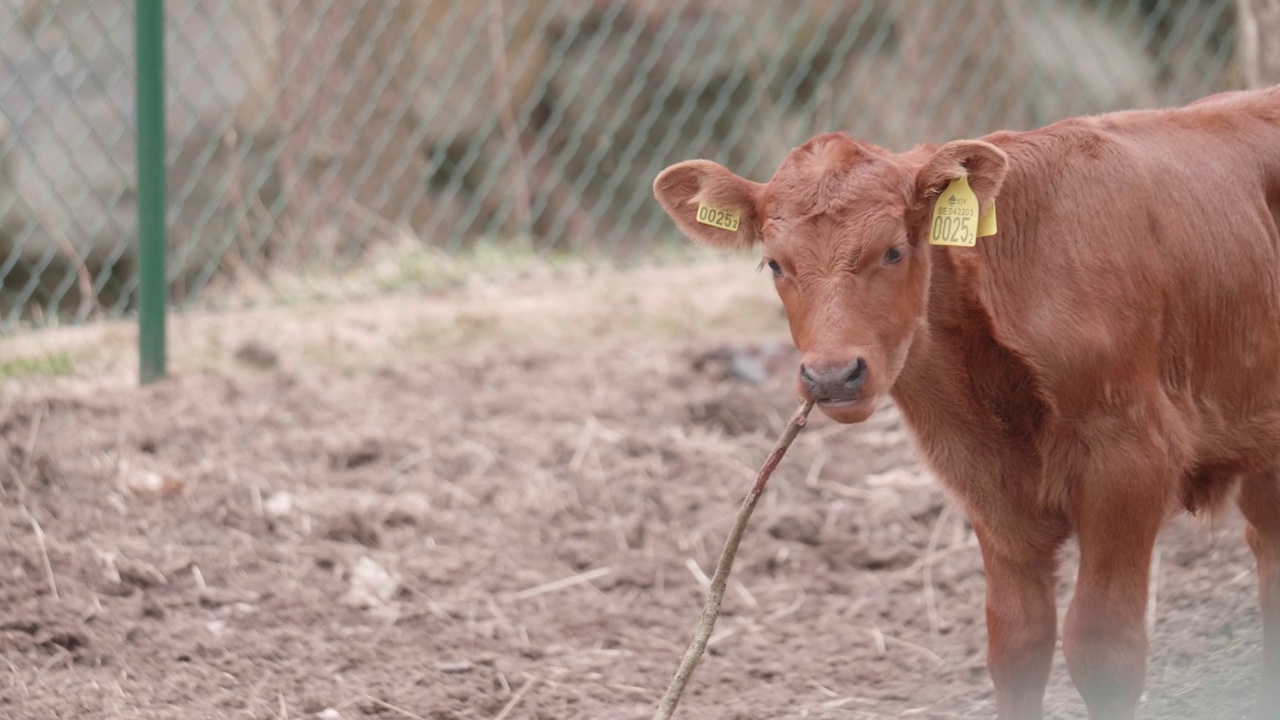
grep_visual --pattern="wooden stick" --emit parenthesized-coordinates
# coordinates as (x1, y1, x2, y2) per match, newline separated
(492, 676, 537, 720)
(486, 0, 532, 236)
(653, 399, 815, 720)
(513, 567, 612, 600)
(25, 510, 58, 602)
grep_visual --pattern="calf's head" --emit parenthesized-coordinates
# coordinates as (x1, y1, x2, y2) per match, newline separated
(654, 133, 1007, 423)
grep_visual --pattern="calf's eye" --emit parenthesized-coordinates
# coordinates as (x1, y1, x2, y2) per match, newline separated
(883, 247, 903, 265)
(767, 259, 783, 277)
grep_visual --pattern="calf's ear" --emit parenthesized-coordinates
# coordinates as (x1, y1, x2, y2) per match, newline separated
(914, 140, 1008, 213)
(653, 160, 763, 249)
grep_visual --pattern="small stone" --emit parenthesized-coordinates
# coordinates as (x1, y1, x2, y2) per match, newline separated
(234, 340, 278, 369)
(126, 470, 185, 498)
(264, 491, 293, 518)
(341, 557, 400, 609)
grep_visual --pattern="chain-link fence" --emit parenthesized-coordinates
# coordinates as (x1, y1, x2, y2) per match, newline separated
(0, 0, 1240, 329)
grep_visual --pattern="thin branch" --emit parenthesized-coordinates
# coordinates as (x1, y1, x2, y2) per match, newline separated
(12, 405, 44, 501)
(513, 567, 613, 600)
(1147, 547, 1162, 636)
(1238, 0, 1261, 89)
(882, 634, 944, 666)
(25, 510, 58, 602)
(56, 236, 95, 322)
(220, 127, 254, 279)
(492, 676, 537, 720)
(653, 399, 815, 720)
(22, 405, 45, 464)
(361, 696, 427, 720)
(487, 0, 532, 236)
(922, 504, 951, 636)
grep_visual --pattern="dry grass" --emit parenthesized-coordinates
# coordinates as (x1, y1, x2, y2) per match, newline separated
(0, 249, 773, 388)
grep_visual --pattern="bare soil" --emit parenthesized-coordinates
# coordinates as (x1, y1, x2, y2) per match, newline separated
(0, 259, 1266, 719)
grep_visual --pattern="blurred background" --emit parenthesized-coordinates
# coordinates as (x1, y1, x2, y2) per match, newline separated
(0, 0, 1247, 329)
(1, 3, 1275, 719)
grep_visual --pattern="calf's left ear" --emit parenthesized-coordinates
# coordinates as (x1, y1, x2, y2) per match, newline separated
(914, 140, 1008, 213)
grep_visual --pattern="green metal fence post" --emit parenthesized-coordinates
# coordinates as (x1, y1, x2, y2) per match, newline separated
(136, 0, 166, 384)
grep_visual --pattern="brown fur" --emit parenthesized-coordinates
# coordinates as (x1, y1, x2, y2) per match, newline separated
(654, 84, 1280, 720)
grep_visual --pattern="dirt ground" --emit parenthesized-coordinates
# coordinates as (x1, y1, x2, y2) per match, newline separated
(0, 258, 1268, 719)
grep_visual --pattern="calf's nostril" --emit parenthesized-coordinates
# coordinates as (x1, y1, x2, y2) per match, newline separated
(800, 364, 817, 385)
(845, 358, 867, 389)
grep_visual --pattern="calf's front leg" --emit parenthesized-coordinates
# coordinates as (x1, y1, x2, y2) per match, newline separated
(974, 521, 1065, 720)
(1061, 442, 1167, 720)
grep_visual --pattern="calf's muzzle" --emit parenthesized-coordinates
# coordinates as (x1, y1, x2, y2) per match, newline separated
(799, 357, 867, 405)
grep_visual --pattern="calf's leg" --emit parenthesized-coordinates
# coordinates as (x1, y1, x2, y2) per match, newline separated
(1061, 445, 1166, 720)
(974, 522, 1064, 720)
(1239, 470, 1280, 720)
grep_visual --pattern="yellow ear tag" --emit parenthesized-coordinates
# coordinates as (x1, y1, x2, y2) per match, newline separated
(977, 200, 997, 237)
(695, 201, 741, 232)
(929, 176, 979, 247)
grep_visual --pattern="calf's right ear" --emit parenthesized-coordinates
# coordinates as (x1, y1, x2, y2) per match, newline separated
(653, 160, 763, 249)
(914, 140, 1008, 213)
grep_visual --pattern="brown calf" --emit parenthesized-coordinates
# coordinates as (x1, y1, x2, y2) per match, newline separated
(654, 84, 1280, 720)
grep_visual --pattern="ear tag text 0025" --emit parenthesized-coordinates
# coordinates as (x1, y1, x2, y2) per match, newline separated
(929, 176, 984, 247)
(695, 201, 740, 232)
